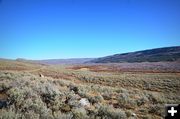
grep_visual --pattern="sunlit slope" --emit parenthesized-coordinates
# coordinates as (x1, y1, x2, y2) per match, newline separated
(0, 59, 44, 71)
(90, 46, 180, 63)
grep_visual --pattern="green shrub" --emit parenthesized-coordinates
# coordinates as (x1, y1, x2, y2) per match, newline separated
(88, 95, 104, 104)
(72, 107, 88, 119)
(148, 104, 164, 116)
(0, 108, 23, 119)
(24, 110, 40, 119)
(148, 92, 165, 104)
(118, 93, 137, 109)
(53, 111, 73, 119)
(98, 105, 127, 119)
(7, 87, 25, 108)
(137, 96, 149, 106)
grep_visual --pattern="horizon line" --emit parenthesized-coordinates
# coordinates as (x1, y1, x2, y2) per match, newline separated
(0, 45, 179, 60)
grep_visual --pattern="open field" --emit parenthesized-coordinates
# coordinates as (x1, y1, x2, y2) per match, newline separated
(0, 60, 180, 119)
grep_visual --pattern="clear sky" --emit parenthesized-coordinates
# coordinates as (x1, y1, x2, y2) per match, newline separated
(0, 0, 180, 59)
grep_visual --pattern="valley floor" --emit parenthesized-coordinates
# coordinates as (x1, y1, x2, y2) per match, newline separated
(0, 60, 180, 119)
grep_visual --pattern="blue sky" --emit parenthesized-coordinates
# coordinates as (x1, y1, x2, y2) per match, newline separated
(0, 0, 180, 59)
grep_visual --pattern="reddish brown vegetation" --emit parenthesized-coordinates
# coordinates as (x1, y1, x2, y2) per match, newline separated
(68, 62, 180, 73)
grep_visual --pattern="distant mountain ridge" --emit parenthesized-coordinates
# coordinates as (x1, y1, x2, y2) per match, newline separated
(4, 46, 180, 64)
(89, 46, 180, 63)
(34, 58, 94, 65)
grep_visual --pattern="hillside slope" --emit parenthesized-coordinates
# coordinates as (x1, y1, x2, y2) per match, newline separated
(90, 46, 180, 63)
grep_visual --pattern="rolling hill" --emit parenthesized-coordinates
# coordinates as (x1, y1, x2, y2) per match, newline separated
(89, 46, 180, 63)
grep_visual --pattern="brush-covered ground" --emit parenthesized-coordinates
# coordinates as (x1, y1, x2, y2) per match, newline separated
(0, 60, 180, 119)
